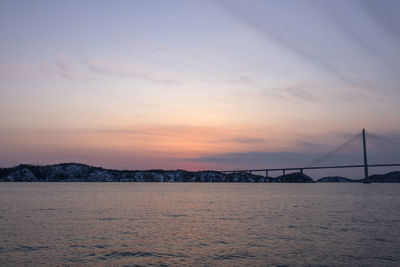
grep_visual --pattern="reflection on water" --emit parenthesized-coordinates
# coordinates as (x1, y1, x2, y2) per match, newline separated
(0, 183, 399, 266)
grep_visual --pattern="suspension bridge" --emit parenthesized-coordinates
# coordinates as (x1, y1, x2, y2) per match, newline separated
(220, 129, 400, 183)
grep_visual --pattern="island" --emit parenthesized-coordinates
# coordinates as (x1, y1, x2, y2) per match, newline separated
(0, 163, 399, 183)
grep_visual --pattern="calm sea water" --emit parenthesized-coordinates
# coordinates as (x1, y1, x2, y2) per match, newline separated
(0, 183, 399, 266)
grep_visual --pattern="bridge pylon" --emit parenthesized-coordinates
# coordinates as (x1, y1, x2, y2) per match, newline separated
(362, 129, 370, 183)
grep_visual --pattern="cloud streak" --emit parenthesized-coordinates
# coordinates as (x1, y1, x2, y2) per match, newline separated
(218, 1, 348, 82)
(39, 55, 98, 82)
(285, 86, 319, 102)
(217, 0, 397, 93)
(88, 60, 183, 85)
(37, 55, 183, 85)
(184, 151, 319, 169)
(319, 1, 400, 87)
(361, 0, 400, 38)
(79, 124, 270, 146)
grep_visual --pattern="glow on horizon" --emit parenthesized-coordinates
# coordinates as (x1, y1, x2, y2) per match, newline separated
(1, 0, 400, 171)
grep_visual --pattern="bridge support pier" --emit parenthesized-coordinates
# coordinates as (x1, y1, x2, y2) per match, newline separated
(282, 170, 285, 175)
(362, 128, 369, 183)
(300, 169, 303, 174)
(265, 170, 268, 177)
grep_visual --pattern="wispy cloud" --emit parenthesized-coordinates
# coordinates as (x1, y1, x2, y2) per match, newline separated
(361, 0, 400, 38)
(184, 151, 318, 169)
(80, 124, 270, 146)
(182, 129, 400, 169)
(39, 55, 98, 82)
(227, 74, 254, 85)
(87, 60, 183, 85)
(37, 55, 184, 85)
(217, 0, 394, 93)
(218, 1, 348, 82)
(285, 86, 319, 102)
(226, 137, 266, 144)
(318, 1, 400, 88)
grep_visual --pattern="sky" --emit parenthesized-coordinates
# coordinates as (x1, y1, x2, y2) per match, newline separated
(0, 0, 399, 177)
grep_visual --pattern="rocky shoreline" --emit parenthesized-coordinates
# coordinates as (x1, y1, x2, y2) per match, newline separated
(1, 163, 399, 183)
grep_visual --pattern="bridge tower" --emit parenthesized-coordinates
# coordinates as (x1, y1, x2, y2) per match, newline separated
(362, 128, 370, 183)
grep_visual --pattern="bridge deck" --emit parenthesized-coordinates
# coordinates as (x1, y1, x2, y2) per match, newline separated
(220, 163, 400, 173)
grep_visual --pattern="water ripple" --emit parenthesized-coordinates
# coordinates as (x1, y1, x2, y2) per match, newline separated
(1, 183, 399, 266)
(97, 217, 121, 221)
(14, 245, 50, 252)
(165, 214, 187, 218)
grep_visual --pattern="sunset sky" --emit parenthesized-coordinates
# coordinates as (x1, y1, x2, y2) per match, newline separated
(1, 0, 399, 175)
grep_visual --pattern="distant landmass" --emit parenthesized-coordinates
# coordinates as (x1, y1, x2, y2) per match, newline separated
(0, 163, 399, 183)
(315, 176, 358, 183)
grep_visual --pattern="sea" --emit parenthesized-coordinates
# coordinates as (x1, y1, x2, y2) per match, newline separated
(0, 183, 399, 266)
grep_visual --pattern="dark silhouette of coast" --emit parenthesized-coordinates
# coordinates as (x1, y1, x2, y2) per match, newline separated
(1, 163, 400, 182)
